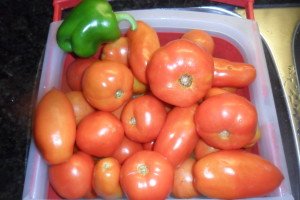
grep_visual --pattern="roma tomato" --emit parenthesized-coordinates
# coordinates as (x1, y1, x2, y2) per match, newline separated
(127, 21, 160, 84)
(172, 158, 199, 198)
(34, 88, 76, 164)
(194, 139, 219, 160)
(66, 58, 98, 91)
(120, 151, 174, 200)
(121, 95, 167, 143)
(193, 150, 284, 199)
(181, 29, 215, 54)
(112, 136, 143, 164)
(154, 105, 199, 167)
(76, 111, 124, 157)
(101, 36, 129, 65)
(194, 93, 257, 150)
(93, 157, 122, 199)
(213, 57, 256, 88)
(49, 151, 94, 199)
(147, 39, 214, 107)
(82, 60, 133, 111)
(66, 91, 95, 125)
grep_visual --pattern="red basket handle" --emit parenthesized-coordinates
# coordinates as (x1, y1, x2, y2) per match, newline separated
(211, 0, 254, 19)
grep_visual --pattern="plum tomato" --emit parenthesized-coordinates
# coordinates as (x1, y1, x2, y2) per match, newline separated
(154, 105, 199, 167)
(120, 151, 174, 200)
(93, 157, 122, 199)
(193, 150, 284, 199)
(147, 39, 214, 107)
(171, 158, 199, 198)
(82, 60, 133, 111)
(49, 151, 94, 199)
(34, 88, 76, 165)
(76, 111, 124, 157)
(121, 95, 167, 143)
(194, 138, 219, 160)
(194, 93, 257, 150)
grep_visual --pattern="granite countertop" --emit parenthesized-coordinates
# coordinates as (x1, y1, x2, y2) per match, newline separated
(0, 0, 299, 199)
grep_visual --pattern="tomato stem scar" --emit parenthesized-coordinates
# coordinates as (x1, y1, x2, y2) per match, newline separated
(179, 74, 192, 87)
(137, 164, 148, 175)
(115, 89, 124, 99)
(129, 117, 136, 126)
(104, 162, 111, 169)
(219, 130, 230, 140)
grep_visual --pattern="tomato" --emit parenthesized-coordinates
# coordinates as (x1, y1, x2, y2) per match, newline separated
(171, 158, 199, 198)
(127, 21, 160, 84)
(82, 60, 133, 111)
(143, 140, 155, 151)
(76, 111, 124, 157)
(181, 29, 215, 54)
(66, 58, 98, 91)
(204, 87, 236, 99)
(194, 138, 219, 160)
(101, 36, 129, 65)
(194, 93, 257, 150)
(120, 151, 174, 200)
(49, 151, 94, 199)
(65, 91, 95, 125)
(133, 77, 147, 94)
(147, 39, 214, 107)
(193, 150, 284, 199)
(213, 57, 256, 88)
(112, 136, 143, 164)
(154, 105, 199, 167)
(34, 88, 76, 164)
(244, 127, 261, 148)
(121, 95, 167, 143)
(93, 157, 122, 199)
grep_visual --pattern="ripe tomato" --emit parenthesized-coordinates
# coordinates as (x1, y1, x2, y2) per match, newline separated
(133, 77, 147, 94)
(101, 36, 129, 65)
(112, 136, 143, 164)
(193, 150, 284, 199)
(181, 29, 215, 54)
(49, 151, 94, 199)
(154, 105, 199, 167)
(244, 127, 261, 148)
(34, 88, 76, 164)
(121, 95, 167, 143)
(194, 139, 219, 160)
(82, 60, 133, 111)
(127, 21, 160, 84)
(147, 39, 214, 107)
(120, 151, 174, 200)
(65, 91, 95, 125)
(143, 140, 155, 151)
(93, 157, 122, 199)
(66, 58, 98, 91)
(172, 158, 199, 198)
(76, 111, 124, 157)
(204, 87, 236, 99)
(194, 93, 257, 150)
(213, 57, 256, 88)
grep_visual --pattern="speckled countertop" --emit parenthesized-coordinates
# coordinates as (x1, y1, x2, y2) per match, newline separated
(0, 0, 299, 199)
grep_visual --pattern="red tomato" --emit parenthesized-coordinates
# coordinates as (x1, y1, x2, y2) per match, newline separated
(82, 60, 133, 111)
(120, 151, 174, 200)
(204, 87, 236, 99)
(194, 93, 257, 150)
(34, 88, 76, 164)
(181, 29, 215, 54)
(65, 91, 95, 125)
(101, 36, 129, 65)
(244, 127, 261, 148)
(193, 150, 284, 199)
(143, 140, 155, 151)
(194, 139, 219, 160)
(49, 151, 94, 199)
(93, 157, 122, 199)
(147, 39, 214, 107)
(66, 58, 98, 91)
(127, 21, 160, 84)
(154, 105, 199, 167)
(76, 111, 124, 157)
(213, 57, 256, 88)
(112, 137, 143, 164)
(172, 158, 199, 198)
(121, 95, 167, 143)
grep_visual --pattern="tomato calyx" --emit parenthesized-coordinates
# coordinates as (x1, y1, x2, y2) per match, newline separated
(219, 130, 230, 140)
(179, 74, 193, 88)
(115, 89, 124, 99)
(137, 164, 149, 176)
(129, 117, 137, 126)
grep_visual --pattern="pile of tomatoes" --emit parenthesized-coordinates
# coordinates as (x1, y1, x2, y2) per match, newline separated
(34, 20, 284, 199)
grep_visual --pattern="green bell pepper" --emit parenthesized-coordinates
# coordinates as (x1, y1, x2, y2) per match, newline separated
(56, 0, 137, 57)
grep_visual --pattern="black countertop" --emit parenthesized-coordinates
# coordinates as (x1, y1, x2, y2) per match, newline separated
(0, 0, 299, 199)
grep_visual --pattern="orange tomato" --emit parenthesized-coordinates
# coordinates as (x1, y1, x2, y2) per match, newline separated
(182, 29, 215, 54)
(101, 36, 129, 65)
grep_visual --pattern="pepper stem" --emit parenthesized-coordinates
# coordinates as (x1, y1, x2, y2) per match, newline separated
(115, 13, 137, 31)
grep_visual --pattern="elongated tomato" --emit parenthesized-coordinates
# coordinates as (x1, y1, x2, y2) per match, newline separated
(193, 150, 284, 199)
(34, 88, 76, 164)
